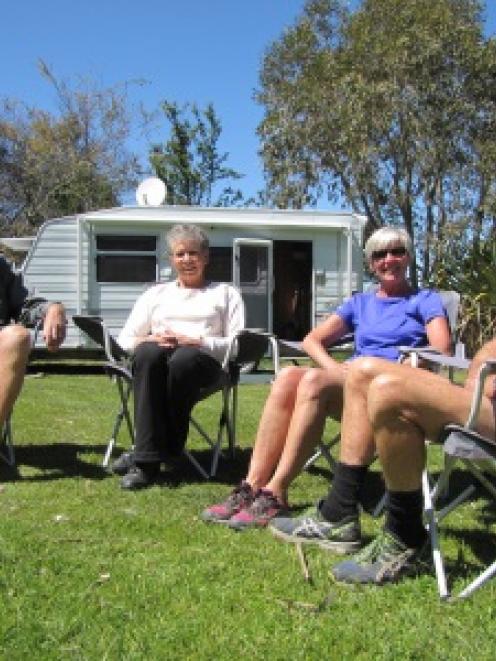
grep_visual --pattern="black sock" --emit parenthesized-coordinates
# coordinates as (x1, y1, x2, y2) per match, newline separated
(319, 462, 369, 523)
(385, 489, 427, 549)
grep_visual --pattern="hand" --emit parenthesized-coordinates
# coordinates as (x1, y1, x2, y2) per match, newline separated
(43, 303, 67, 352)
(158, 331, 180, 349)
(158, 331, 200, 348)
(137, 332, 201, 349)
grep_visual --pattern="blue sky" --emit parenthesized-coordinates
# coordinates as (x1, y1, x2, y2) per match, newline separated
(2, 1, 495, 209)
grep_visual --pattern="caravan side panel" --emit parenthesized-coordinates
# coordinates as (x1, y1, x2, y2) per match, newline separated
(21, 217, 84, 347)
(312, 229, 360, 326)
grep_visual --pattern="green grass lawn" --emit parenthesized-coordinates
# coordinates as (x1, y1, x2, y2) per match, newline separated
(1, 372, 496, 660)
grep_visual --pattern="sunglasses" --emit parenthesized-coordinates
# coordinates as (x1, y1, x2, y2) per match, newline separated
(371, 246, 408, 261)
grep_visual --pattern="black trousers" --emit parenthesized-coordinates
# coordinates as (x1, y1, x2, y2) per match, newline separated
(132, 343, 223, 463)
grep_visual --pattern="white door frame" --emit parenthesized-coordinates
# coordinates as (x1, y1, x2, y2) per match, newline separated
(233, 238, 273, 332)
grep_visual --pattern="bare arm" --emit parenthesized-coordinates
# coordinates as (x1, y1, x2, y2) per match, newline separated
(425, 316, 451, 355)
(42, 303, 67, 352)
(302, 313, 350, 370)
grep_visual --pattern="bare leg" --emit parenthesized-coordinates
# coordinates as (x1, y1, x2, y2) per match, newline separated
(263, 366, 348, 502)
(245, 366, 309, 491)
(339, 358, 387, 466)
(0, 325, 32, 428)
(366, 365, 496, 490)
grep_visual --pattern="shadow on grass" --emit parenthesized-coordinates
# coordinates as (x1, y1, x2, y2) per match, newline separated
(0, 444, 254, 486)
(159, 446, 254, 488)
(443, 526, 496, 580)
(0, 442, 110, 482)
(426, 467, 496, 584)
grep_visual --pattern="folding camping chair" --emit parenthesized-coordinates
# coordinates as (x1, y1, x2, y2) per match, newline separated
(406, 350, 496, 600)
(73, 315, 279, 479)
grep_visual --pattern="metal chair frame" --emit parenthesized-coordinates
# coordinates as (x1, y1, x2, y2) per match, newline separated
(413, 352, 496, 600)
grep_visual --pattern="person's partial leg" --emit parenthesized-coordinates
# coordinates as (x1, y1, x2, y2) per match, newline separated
(317, 358, 380, 525)
(121, 342, 169, 488)
(0, 325, 31, 427)
(132, 342, 170, 462)
(269, 359, 375, 550)
(202, 366, 308, 523)
(244, 366, 311, 492)
(372, 366, 495, 546)
(230, 365, 352, 530)
(264, 366, 347, 501)
(165, 346, 223, 455)
(333, 364, 496, 583)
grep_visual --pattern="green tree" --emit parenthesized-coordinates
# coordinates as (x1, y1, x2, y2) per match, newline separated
(257, 0, 496, 288)
(0, 61, 141, 234)
(149, 101, 244, 206)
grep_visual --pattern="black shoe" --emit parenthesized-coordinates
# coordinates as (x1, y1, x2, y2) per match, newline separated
(110, 450, 135, 475)
(120, 465, 160, 490)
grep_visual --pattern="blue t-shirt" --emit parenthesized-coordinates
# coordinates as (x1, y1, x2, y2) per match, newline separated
(334, 289, 446, 361)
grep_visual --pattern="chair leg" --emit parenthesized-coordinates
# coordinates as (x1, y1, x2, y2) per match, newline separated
(183, 448, 209, 479)
(464, 459, 496, 500)
(187, 415, 225, 479)
(103, 376, 134, 468)
(457, 558, 496, 600)
(210, 385, 234, 477)
(426, 453, 496, 600)
(185, 381, 239, 478)
(422, 469, 449, 600)
(304, 432, 340, 471)
(431, 455, 477, 523)
(229, 384, 238, 458)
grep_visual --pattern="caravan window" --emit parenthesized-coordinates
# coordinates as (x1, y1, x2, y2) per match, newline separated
(96, 234, 157, 283)
(205, 247, 232, 283)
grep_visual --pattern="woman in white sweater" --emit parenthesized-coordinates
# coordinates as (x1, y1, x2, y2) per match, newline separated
(115, 224, 245, 489)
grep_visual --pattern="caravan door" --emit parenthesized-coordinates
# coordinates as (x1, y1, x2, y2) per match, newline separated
(233, 239, 273, 332)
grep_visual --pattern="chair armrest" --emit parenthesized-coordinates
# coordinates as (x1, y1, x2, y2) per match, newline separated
(410, 350, 471, 371)
(72, 315, 129, 364)
(278, 335, 354, 360)
(222, 330, 280, 373)
(278, 339, 307, 357)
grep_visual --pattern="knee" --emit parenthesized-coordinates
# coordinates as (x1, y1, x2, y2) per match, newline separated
(168, 347, 202, 378)
(347, 357, 385, 391)
(297, 368, 331, 401)
(133, 342, 164, 368)
(367, 374, 405, 424)
(269, 366, 302, 403)
(0, 325, 31, 359)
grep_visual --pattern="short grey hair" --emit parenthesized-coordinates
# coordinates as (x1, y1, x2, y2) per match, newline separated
(364, 227, 413, 263)
(166, 224, 210, 254)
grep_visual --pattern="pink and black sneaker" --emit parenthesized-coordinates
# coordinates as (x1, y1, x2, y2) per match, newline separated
(201, 482, 254, 524)
(228, 489, 289, 530)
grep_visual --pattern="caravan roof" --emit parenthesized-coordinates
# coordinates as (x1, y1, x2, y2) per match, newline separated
(82, 204, 367, 231)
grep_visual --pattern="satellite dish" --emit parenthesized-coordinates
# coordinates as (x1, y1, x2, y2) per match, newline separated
(136, 177, 167, 206)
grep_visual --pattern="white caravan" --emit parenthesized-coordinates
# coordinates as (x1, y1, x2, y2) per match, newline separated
(5, 204, 367, 350)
